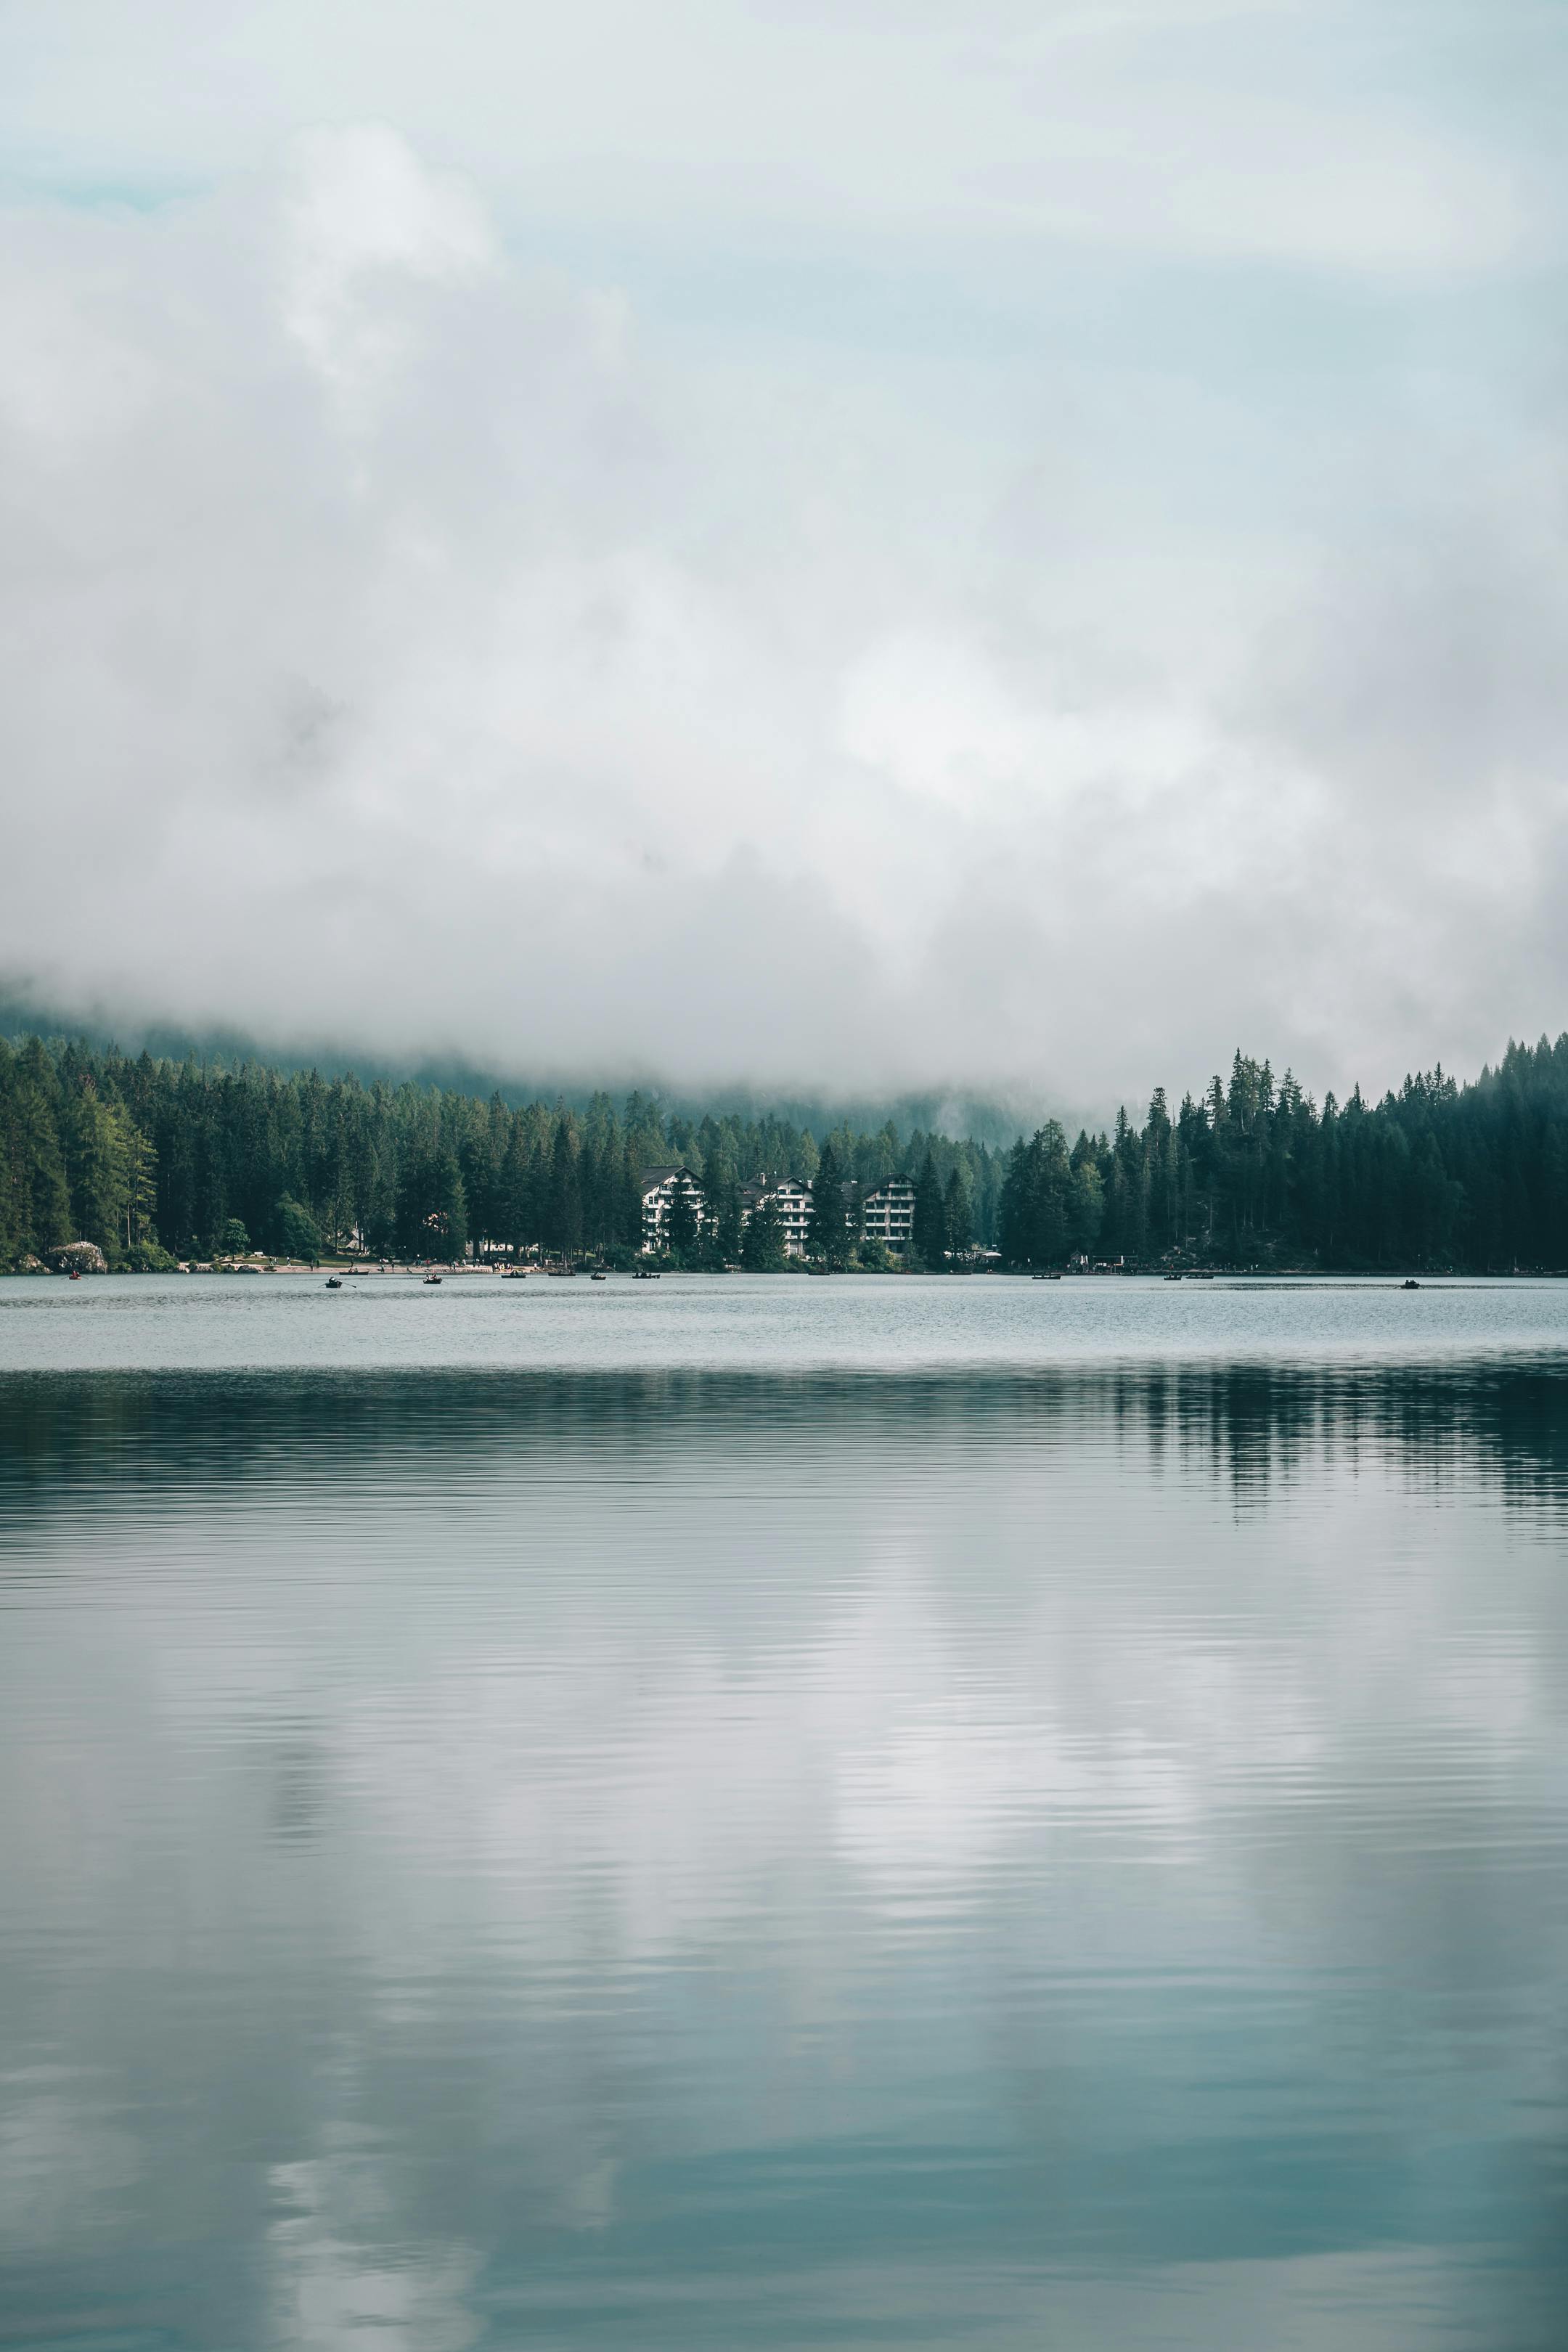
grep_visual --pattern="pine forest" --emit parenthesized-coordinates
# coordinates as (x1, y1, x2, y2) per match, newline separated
(3, 1029, 1568, 1274)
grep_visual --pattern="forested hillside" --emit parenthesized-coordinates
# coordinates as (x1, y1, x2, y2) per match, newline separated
(998, 1043, 1568, 1270)
(2, 1029, 1567, 1271)
(0, 1034, 1000, 1267)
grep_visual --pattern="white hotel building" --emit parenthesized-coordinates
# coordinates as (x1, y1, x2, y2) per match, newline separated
(739, 1175, 814, 1257)
(639, 1167, 706, 1254)
(642, 1168, 918, 1259)
(859, 1176, 915, 1253)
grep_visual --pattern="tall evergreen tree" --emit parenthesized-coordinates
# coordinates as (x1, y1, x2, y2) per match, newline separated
(664, 1175, 701, 1262)
(943, 1164, 972, 1258)
(810, 1141, 850, 1267)
(997, 1124, 1073, 1266)
(912, 1147, 947, 1268)
(740, 1193, 787, 1270)
(702, 1159, 744, 1265)
(544, 1116, 583, 1258)
(15, 1040, 72, 1257)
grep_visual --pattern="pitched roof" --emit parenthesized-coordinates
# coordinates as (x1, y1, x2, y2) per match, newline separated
(639, 1164, 693, 1195)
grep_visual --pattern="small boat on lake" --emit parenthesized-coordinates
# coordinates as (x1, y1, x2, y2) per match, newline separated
(502, 1269, 527, 1280)
(324, 1276, 342, 1289)
(422, 1272, 442, 1286)
(634, 1270, 660, 1280)
(1402, 1278, 1420, 1290)
(591, 1271, 608, 1281)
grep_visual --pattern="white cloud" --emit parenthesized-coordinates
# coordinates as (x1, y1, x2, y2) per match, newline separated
(267, 2160, 480, 2352)
(0, 6, 1565, 1107)
(281, 124, 498, 412)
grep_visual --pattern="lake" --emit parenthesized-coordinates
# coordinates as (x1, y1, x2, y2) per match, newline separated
(2, 1275, 1566, 2348)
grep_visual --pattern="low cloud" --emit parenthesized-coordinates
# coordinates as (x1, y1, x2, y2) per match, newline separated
(1, 68, 1564, 1110)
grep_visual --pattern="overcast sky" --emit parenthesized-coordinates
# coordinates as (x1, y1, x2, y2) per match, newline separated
(1, 1, 1565, 1113)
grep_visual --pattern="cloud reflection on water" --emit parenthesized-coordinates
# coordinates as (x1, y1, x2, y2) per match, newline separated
(0, 1361, 1566, 2345)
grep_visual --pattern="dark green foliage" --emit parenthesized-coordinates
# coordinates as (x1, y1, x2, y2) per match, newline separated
(394, 1138, 468, 1262)
(912, 1148, 947, 1268)
(944, 1164, 973, 1257)
(0, 1039, 144, 1265)
(664, 1177, 701, 1264)
(998, 1122, 1073, 1267)
(542, 1119, 581, 1258)
(0, 1034, 1001, 1270)
(844, 1172, 865, 1262)
(1066, 1133, 1104, 1259)
(810, 1142, 853, 1268)
(996, 1041, 1568, 1270)
(14, 1040, 73, 1255)
(702, 1160, 744, 1266)
(740, 1194, 788, 1270)
(4, 1027, 1568, 1275)
(275, 1197, 323, 1261)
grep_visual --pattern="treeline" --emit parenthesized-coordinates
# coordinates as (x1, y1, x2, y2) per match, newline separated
(999, 1041, 1568, 1270)
(0, 1034, 1001, 1269)
(5, 1029, 1568, 1274)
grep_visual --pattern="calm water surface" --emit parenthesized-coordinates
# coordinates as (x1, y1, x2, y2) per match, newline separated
(2, 1277, 1567, 2348)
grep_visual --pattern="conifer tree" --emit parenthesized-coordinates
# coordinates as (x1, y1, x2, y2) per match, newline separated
(544, 1118, 583, 1258)
(810, 1141, 850, 1267)
(740, 1193, 787, 1270)
(943, 1164, 972, 1258)
(665, 1175, 700, 1262)
(912, 1148, 947, 1267)
(703, 1159, 744, 1265)
(15, 1039, 73, 1257)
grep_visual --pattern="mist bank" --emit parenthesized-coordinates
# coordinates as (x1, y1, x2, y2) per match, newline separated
(0, 994, 1039, 1154)
(5, 123, 1564, 1122)
(3, 1028, 1567, 1276)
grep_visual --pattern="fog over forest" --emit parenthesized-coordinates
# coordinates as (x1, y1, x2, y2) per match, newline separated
(2, 5, 1565, 1102)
